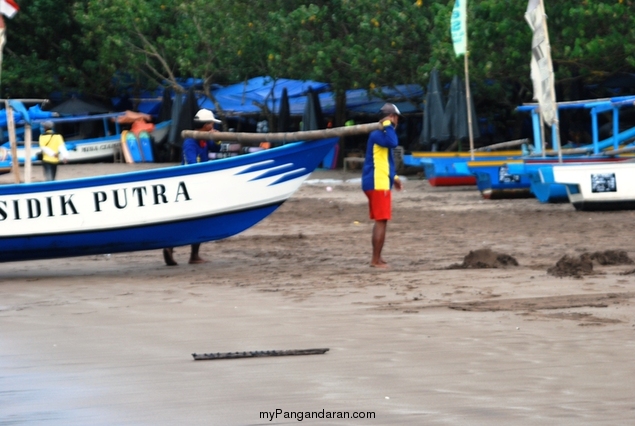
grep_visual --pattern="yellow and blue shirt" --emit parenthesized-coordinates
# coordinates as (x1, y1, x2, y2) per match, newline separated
(361, 123, 398, 191)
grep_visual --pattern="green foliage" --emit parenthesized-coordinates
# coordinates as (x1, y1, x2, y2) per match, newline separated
(1, 0, 93, 98)
(0, 0, 633, 114)
(266, 0, 433, 93)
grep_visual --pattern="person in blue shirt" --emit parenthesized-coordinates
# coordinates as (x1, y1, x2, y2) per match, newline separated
(163, 109, 221, 266)
(181, 109, 222, 164)
(361, 103, 403, 268)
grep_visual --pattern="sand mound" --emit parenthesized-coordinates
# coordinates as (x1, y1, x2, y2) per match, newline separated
(547, 250, 633, 278)
(448, 248, 519, 269)
(548, 255, 594, 279)
(584, 250, 633, 266)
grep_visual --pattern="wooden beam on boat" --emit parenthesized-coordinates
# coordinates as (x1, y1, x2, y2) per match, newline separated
(474, 138, 528, 152)
(24, 123, 33, 183)
(529, 146, 590, 157)
(4, 100, 21, 184)
(192, 348, 329, 361)
(182, 122, 382, 144)
(522, 98, 613, 107)
(603, 145, 635, 156)
(0, 98, 49, 104)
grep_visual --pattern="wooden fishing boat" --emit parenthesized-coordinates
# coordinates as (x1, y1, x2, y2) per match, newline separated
(2, 114, 171, 164)
(468, 96, 635, 200)
(402, 150, 523, 186)
(552, 161, 635, 211)
(0, 122, 382, 263)
(0, 136, 339, 262)
(507, 155, 635, 203)
(456, 160, 532, 199)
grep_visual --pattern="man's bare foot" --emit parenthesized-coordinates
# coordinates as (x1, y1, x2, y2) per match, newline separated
(163, 248, 177, 266)
(370, 262, 390, 269)
(188, 257, 206, 265)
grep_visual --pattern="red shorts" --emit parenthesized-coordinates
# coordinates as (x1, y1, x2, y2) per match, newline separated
(364, 190, 391, 221)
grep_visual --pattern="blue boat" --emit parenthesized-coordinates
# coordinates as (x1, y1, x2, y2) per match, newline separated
(455, 160, 532, 199)
(508, 155, 635, 203)
(0, 137, 338, 262)
(469, 95, 635, 200)
(2, 111, 171, 164)
(402, 150, 523, 186)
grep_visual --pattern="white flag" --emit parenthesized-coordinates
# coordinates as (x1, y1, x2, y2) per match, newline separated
(525, 0, 556, 125)
(451, 0, 467, 57)
(0, 0, 19, 19)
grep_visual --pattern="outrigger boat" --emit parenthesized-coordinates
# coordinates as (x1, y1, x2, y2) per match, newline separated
(0, 123, 378, 263)
(553, 160, 635, 211)
(1, 113, 171, 164)
(464, 96, 635, 200)
(402, 149, 523, 186)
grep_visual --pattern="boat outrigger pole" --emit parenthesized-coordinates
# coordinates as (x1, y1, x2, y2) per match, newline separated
(182, 122, 382, 144)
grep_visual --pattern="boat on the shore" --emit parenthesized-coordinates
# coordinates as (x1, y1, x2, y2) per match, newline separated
(468, 96, 635, 200)
(2, 114, 171, 164)
(402, 150, 523, 186)
(553, 161, 635, 211)
(0, 136, 339, 262)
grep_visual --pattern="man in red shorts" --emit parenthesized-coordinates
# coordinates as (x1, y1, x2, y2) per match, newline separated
(361, 103, 404, 268)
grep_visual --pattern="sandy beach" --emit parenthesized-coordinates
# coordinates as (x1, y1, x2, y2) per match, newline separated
(1, 163, 634, 425)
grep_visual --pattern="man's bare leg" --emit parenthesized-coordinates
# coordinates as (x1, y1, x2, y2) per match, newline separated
(189, 243, 206, 264)
(163, 248, 178, 266)
(371, 220, 389, 268)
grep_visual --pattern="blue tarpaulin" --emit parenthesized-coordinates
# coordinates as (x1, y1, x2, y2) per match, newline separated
(199, 77, 423, 116)
(138, 76, 424, 117)
(0, 104, 57, 127)
(198, 76, 330, 116)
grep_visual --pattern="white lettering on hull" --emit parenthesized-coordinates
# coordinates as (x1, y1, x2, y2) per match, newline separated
(0, 181, 190, 221)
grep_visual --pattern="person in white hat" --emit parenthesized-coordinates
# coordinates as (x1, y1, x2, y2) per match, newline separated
(163, 109, 221, 266)
(181, 109, 222, 165)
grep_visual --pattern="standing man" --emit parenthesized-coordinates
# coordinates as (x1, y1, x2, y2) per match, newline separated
(39, 121, 68, 181)
(163, 108, 221, 266)
(361, 103, 403, 268)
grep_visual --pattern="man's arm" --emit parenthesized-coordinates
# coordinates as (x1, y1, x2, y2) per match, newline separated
(372, 123, 399, 149)
(58, 139, 69, 162)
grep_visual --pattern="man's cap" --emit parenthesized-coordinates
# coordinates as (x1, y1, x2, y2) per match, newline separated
(380, 103, 402, 117)
(41, 121, 54, 129)
(194, 109, 221, 123)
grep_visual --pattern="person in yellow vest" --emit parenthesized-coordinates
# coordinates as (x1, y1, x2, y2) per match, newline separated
(39, 121, 68, 181)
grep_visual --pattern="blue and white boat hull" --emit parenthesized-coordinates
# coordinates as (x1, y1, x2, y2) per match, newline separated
(0, 137, 338, 262)
(553, 161, 635, 211)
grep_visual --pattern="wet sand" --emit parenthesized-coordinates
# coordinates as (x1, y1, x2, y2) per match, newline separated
(1, 163, 634, 425)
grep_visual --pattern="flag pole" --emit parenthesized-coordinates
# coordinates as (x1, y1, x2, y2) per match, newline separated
(464, 51, 475, 161)
(538, 0, 561, 163)
(463, 1, 474, 160)
(451, 0, 475, 160)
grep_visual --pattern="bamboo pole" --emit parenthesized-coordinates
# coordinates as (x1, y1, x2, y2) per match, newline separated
(530, 147, 589, 156)
(24, 123, 32, 183)
(473, 138, 528, 152)
(464, 52, 475, 161)
(539, 0, 562, 163)
(5, 100, 20, 183)
(598, 143, 635, 156)
(522, 97, 612, 107)
(182, 122, 382, 144)
(0, 98, 49, 103)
